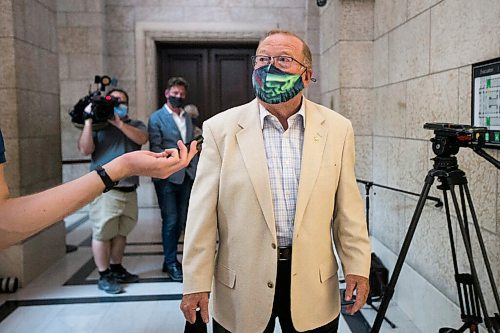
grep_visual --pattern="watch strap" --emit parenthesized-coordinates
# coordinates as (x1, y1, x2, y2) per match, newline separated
(95, 165, 118, 192)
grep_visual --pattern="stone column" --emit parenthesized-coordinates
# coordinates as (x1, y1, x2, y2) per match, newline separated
(58, 0, 106, 183)
(318, 0, 374, 181)
(0, 0, 65, 286)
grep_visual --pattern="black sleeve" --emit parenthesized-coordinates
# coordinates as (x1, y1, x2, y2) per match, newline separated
(0, 129, 6, 164)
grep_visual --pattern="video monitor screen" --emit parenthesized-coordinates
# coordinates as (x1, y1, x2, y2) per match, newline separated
(471, 57, 500, 149)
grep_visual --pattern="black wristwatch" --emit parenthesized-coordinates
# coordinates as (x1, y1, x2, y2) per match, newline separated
(95, 165, 118, 192)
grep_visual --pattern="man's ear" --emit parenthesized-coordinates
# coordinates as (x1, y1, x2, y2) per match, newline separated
(164, 88, 170, 98)
(302, 68, 313, 87)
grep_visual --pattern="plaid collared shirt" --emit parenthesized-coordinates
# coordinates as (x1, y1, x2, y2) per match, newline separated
(259, 103, 305, 247)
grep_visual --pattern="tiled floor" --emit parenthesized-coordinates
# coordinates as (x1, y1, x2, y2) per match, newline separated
(0, 208, 421, 333)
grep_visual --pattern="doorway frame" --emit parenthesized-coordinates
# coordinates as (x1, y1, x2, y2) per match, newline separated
(134, 22, 275, 121)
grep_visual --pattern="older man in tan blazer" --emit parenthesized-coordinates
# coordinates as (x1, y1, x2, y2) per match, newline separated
(181, 30, 371, 333)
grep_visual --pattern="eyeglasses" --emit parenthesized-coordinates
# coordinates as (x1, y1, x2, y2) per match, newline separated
(251, 55, 307, 70)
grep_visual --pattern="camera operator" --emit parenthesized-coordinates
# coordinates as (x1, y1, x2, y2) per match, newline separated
(78, 88, 148, 294)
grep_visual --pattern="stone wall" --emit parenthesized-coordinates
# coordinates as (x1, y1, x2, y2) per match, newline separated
(1, 0, 61, 196)
(0, 0, 65, 286)
(319, 0, 499, 329)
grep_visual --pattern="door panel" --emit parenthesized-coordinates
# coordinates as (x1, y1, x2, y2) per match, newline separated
(157, 43, 257, 123)
(211, 48, 255, 113)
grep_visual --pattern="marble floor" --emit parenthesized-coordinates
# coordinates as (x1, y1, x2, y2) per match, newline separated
(0, 208, 421, 333)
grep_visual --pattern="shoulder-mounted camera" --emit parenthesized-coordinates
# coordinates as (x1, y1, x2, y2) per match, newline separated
(68, 75, 119, 131)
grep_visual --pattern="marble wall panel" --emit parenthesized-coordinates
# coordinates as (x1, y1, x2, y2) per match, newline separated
(84, 0, 104, 12)
(355, 135, 372, 181)
(60, 121, 83, 160)
(11, 0, 25, 40)
(64, 12, 105, 28)
(319, 1, 336, 53)
(18, 135, 61, 192)
(338, 41, 373, 88)
(456, 148, 497, 233)
(387, 138, 429, 194)
(254, 0, 304, 7)
(39, 50, 60, 95)
(373, 0, 407, 38)
(57, 0, 85, 13)
(107, 55, 135, 82)
(373, 82, 407, 138)
(319, 90, 338, 114)
(371, 188, 406, 253)
(406, 70, 460, 140)
(321, 45, 339, 93)
(338, 88, 373, 136)
(388, 10, 430, 83)
(68, 54, 104, 80)
(430, 0, 500, 73)
(58, 27, 95, 54)
(457, 66, 471, 125)
(58, 54, 69, 80)
(0, 88, 17, 134)
(403, 198, 458, 302)
(105, 5, 135, 31)
(59, 79, 94, 107)
(336, 0, 374, 42)
(373, 33, 388, 88)
(25, 0, 54, 49)
(105, 31, 135, 56)
(0, 38, 16, 89)
(407, 0, 440, 19)
(372, 136, 389, 185)
(14, 41, 40, 92)
(0, 0, 14, 37)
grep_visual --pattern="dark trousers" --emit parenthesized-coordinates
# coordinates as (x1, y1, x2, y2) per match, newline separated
(154, 177, 193, 265)
(213, 260, 339, 333)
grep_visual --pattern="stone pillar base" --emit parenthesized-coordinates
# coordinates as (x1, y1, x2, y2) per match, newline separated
(0, 221, 66, 287)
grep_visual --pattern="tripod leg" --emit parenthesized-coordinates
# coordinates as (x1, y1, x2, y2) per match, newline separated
(462, 184, 500, 327)
(371, 176, 435, 333)
(449, 186, 494, 333)
(369, 302, 397, 328)
(442, 191, 468, 316)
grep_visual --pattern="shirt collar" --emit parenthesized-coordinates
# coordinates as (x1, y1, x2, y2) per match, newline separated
(164, 103, 185, 117)
(258, 100, 306, 129)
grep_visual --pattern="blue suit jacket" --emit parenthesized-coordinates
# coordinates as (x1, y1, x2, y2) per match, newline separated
(148, 106, 198, 184)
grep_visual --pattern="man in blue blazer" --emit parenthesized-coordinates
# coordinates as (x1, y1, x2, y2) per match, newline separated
(148, 77, 198, 281)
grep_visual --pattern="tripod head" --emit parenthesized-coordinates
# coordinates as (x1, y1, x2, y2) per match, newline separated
(424, 123, 500, 169)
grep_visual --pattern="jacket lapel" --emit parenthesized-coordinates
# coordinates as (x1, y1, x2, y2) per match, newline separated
(293, 100, 327, 234)
(236, 100, 277, 240)
(160, 106, 182, 140)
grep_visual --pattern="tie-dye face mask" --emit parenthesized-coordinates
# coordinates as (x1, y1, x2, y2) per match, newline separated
(252, 64, 305, 104)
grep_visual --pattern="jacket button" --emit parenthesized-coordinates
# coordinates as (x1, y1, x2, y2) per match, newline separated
(267, 282, 274, 288)
(271, 243, 276, 249)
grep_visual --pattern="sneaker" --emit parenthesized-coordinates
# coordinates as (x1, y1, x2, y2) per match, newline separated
(111, 267, 139, 283)
(97, 274, 123, 294)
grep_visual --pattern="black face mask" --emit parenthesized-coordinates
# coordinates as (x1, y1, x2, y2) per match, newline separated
(168, 96, 185, 108)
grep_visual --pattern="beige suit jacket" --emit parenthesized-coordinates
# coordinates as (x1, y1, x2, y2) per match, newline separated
(183, 98, 371, 332)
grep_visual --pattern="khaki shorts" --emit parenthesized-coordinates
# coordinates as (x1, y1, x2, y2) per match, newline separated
(89, 190, 138, 241)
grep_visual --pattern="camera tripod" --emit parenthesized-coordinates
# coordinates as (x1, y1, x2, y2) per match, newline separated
(370, 154, 500, 333)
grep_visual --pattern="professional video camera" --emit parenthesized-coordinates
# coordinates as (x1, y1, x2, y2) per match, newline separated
(69, 75, 119, 130)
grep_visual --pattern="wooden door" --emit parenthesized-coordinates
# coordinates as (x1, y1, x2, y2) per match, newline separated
(157, 43, 257, 123)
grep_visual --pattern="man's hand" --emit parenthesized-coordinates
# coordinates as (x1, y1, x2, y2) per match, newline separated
(180, 292, 210, 324)
(108, 113, 124, 128)
(105, 140, 199, 180)
(344, 274, 370, 315)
